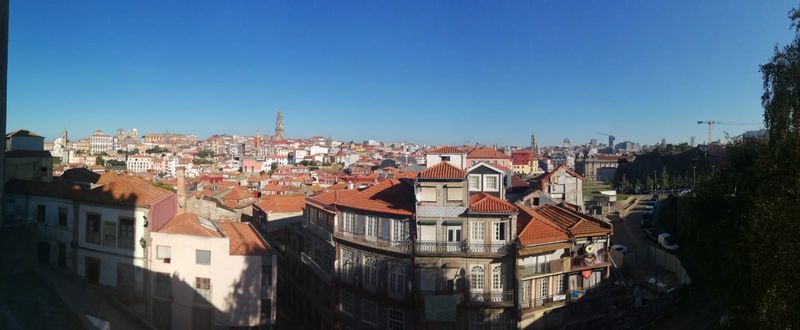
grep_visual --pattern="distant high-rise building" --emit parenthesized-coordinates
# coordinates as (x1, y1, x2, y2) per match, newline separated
(661, 138, 666, 148)
(590, 138, 598, 148)
(274, 110, 284, 140)
(690, 136, 696, 146)
(608, 135, 615, 151)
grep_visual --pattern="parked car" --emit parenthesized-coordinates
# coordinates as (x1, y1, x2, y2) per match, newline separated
(611, 244, 629, 254)
(658, 233, 679, 251)
(644, 205, 654, 212)
(651, 194, 659, 201)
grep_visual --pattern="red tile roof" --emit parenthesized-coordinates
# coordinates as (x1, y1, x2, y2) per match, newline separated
(467, 147, 510, 159)
(419, 161, 466, 179)
(332, 179, 415, 216)
(427, 146, 465, 154)
(511, 175, 529, 189)
(255, 195, 306, 214)
(158, 213, 223, 237)
(218, 221, 269, 255)
(89, 173, 174, 207)
(533, 204, 611, 238)
(468, 193, 516, 214)
(516, 206, 570, 246)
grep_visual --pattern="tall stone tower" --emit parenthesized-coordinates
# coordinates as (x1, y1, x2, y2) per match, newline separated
(274, 110, 285, 140)
(530, 133, 538, 154)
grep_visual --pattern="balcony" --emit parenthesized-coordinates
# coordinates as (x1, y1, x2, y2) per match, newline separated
(570, 250, 610, 271)
(300, 252, 333, 285)
(305, 222, 333, 244)
(415, 241, 511, 257)
(333, 230, 411, 254)
(519, 293, 568, 311)
(467, 291, 514, 306)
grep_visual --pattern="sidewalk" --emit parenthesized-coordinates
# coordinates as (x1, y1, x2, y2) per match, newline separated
(34, 265, 153, 330)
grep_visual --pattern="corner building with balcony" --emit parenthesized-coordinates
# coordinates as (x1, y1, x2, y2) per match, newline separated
(415, 161, 517, 328)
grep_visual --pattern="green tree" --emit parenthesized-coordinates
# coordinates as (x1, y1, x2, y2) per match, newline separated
(660, 165, 670, 190)
(96, 156, 105, 166)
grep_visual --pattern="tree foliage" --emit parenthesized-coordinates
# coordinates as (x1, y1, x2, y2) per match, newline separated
(683, 9, 800, 328)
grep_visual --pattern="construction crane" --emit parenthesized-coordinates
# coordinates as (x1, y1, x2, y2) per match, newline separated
(696, 120, 756, 144)
(596, 132, 616, 150)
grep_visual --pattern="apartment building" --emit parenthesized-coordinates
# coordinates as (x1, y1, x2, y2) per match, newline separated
(90, 129, 115, 155)
(150, 213, 277, 330)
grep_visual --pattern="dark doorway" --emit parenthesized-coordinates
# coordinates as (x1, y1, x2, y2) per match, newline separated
(57, 243, 66, 268)
(37, 241, 50, 264)
(85, 257, 100, 285)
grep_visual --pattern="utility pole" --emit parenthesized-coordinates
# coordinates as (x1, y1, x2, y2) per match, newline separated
(692, 166, 696, 186)
(0, 0, 8, 228)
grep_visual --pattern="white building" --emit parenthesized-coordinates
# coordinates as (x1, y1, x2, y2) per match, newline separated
(127, 155, 155, 173)
(150, 213, 277, 330)
(90, 129, 115, 155)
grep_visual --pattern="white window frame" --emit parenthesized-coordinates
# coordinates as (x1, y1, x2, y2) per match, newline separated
(491, 264, 503, 291)
(493, 222, 506, 242)
(446, 186, 463, 201)
(483, 174, 500, 192)
(419, 186, 437, 202)
(391, 219, 407, 242)
(366, 216, 377, 240)
(156, 245, 171, 260)
(470, 222, 485, 241)
(468, 174, 481, 191)
(470, 265, 484, 292)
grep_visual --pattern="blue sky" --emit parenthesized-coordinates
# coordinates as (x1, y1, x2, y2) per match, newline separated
(7, 0, 797, 146)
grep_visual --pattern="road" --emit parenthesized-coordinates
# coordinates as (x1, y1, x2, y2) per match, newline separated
(612, 195, 657, 253)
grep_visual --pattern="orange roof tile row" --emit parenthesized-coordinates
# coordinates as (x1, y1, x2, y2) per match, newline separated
(218, 221, 269, 255)
(333, 179, 415, 216)
(418, 161, 466, 179)
(516, 206, 570, 245)
(427, 146, 465, 154)
(255, 195, 306, 214)
(466, 147, 510, 160)
(532, 204, 611, 238)
(468, 193, 517, 214)
(158, 213, 222, 238)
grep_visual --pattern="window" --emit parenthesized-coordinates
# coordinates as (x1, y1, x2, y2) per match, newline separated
(491, 264, 503, 291)
(538, 277, 549, 298)
(366, 216, 377, 239)
(468, 175, 481, 191)
(156, 245, 171, 260)
(470, 266, 484, 291)
(391, 220, 407, 242)
(118, 218, 135, 250)
(440, 155, 450, 162)
(102, 221, 117, 247)
(446, 187, 463, 201)
(195, 277, 211, 303)
(470, 222, 485, 241)
(555, 274, 566, 294)
(388, 309, 404, 330)
(340, 291, 354, 316)
(341, 250, 354, 281)
(362, 300, 378, 326)
(484, 175, 499, 191)
(447, 226, 462, 242)
(155, 272, 171, 298)
(58, 207, 68, 227)
(389, 263, 405, 295)
(86, 213, 101, 244)
(419, 187, 437, 202)
(196, 250, 211, 265)
(36, 205, 46, 223)
(521, 280, 531, 304)
(363, 257, 377, 288)
(493, 222, 506, 241)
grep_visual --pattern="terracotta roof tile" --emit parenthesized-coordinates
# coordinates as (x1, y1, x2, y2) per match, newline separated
(419, 161, 466, 179)
(468, 193, 516, 214)
(333, 179, 415, 216)
(533, 204, 611, 238)
(158, 213, 223, 237)
(466, 147, 510, 159)
(255, 195, 306, 214)
(218, 221, 269, 255)
(517, 206, 570, 246)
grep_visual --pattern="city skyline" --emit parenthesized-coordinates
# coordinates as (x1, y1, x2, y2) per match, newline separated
(8, 1, 792, 145)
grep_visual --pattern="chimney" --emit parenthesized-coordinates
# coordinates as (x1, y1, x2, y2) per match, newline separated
(176, 166, 186, 214)
(347, 181, 354, 190)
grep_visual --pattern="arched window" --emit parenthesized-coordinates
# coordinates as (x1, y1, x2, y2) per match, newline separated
(341, 250, 353, 281)
(492, 264, 503, 290)
(364, 257, 377, 287)
(470, 265, 484, 291)
(388, 263, 405, 295)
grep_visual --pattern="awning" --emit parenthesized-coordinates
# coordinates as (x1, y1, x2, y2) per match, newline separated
(519, 242, 571, 255)
(417, 220, 436, 225)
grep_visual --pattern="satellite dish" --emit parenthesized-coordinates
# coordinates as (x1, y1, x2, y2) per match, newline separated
(584, 244, 595, 255)
(415, 192, 423, 201)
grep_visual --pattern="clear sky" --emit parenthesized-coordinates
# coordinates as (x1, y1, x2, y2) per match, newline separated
(7, 0, 797, 146)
